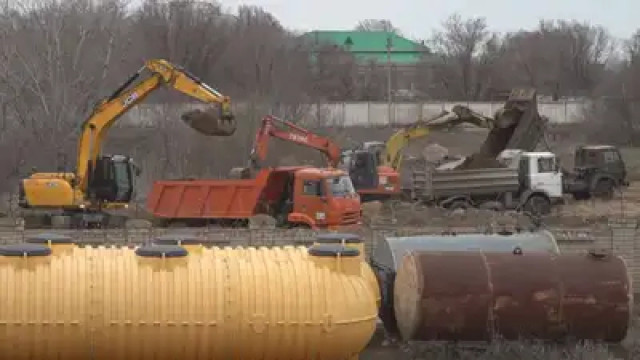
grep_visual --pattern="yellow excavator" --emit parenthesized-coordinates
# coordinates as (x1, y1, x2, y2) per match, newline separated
(357, 88, 546, 173)
(354, 105, 494, 173)
(18, 59, 236, 228)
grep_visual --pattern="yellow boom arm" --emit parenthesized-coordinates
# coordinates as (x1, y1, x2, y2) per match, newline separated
(382, 105, 494, 170)
(75, 59, 234, 191)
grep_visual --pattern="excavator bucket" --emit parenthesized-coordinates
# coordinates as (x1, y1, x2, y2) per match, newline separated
(181, 104, 236, 136)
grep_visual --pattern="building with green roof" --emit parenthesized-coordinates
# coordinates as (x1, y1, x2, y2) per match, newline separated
(303, 30, 428, 66)
(302, 30, 430, 98)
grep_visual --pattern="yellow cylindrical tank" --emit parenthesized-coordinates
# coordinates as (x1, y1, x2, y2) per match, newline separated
(314, 232, 381, 309)
(0, 241, 377, 360)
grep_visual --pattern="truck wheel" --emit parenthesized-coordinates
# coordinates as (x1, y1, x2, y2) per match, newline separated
(446, 200, 470, 212)
(592, 179, 614, 200)
(524, 195, 551, 216)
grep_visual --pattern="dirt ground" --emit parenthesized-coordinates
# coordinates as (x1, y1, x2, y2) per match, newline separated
(360, 316, 640, 359)
(360, 182, 640, 229)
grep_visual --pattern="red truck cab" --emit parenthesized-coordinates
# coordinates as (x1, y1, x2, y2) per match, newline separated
(286, 167, 361, 230)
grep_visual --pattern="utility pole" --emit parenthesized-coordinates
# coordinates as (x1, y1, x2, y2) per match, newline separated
(386, 35, 393, 126)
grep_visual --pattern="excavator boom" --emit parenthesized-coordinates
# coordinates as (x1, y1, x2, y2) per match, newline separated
(246, 115, 402, 202)
(250, 115, 341, 169)
(381, 107, 494, 171)
(76, 59, 235, 191)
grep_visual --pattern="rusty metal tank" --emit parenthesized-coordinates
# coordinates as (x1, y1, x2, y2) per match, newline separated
(393, 250, 632, 343)
(0, 239, 378, 360)
(370, 230, 559, 335)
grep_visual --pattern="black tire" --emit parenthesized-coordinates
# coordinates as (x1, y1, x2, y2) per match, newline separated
(592, 179, 614, 200)
(523, 195, 551, 216)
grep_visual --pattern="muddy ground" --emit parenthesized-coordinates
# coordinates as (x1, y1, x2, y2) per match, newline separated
(360, 312, 640, 360)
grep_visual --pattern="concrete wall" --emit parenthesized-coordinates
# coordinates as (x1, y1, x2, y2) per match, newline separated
(120, 100, 587, 128)
(0, 220, 637, 291)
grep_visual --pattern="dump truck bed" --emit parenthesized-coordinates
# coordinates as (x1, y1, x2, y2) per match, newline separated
(146, 167, 302, 220)
(504, 89, 546, 151)
(457, 88, 547, 170)
(412, 166, 520, 200)
(146, 178, 263, 219)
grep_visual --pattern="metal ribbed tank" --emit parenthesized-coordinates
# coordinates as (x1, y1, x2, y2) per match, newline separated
(314, 233, 381, 308)
(394, 250, 632, 343)
(0, 239, 378, 360)
(370, 230, 559, 335)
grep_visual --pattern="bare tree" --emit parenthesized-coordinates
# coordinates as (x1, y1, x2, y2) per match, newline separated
(500, 20, 614, 97)
(310, 44, 357, 101)
(355, 19, 400, 34)
(0, 0, 130, 192)
(428, 13, 497, 100)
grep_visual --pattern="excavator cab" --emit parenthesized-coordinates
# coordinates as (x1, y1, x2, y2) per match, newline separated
(346, 150, 380, 190)
(86, 155, 136, 204)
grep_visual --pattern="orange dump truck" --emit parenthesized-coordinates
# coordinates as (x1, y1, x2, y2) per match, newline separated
(146, 166, 362, 230)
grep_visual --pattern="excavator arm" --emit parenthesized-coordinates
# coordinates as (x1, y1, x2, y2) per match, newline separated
(249, 115, 341, 169)
(75, 59, 235, 191)
(382, 106, 494, 170)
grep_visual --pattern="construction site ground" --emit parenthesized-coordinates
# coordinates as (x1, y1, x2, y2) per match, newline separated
(3, 126, 640, 358)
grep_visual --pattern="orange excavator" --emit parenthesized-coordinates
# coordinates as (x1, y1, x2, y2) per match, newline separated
(245, 115, 401, 202)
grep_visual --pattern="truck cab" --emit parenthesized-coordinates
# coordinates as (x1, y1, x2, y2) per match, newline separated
(566, 145, 628, 199)
(517, 152, 563, 201)
(286, 168, 362, 229)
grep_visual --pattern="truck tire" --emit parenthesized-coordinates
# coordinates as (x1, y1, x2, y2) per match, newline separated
(592, 179, 614, 200)
(523, 195, 551, 216)
(446, 200, 470, 212)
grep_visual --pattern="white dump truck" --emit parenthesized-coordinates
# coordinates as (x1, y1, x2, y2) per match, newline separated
(411, 151, 563, 215)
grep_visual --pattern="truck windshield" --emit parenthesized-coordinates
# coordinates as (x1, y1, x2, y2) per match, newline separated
(326, 175, 356, 197)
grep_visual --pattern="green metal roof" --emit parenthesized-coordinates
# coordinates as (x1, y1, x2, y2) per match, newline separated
(302, 30, 425, 65)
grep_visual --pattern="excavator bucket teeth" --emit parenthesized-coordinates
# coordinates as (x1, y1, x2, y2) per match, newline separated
(181, 106, 237, 136)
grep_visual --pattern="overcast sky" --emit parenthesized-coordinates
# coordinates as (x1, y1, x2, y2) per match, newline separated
(219, 0, 637, 41)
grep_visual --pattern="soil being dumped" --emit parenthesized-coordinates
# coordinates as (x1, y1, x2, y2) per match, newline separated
(181, 106, 236, 136)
